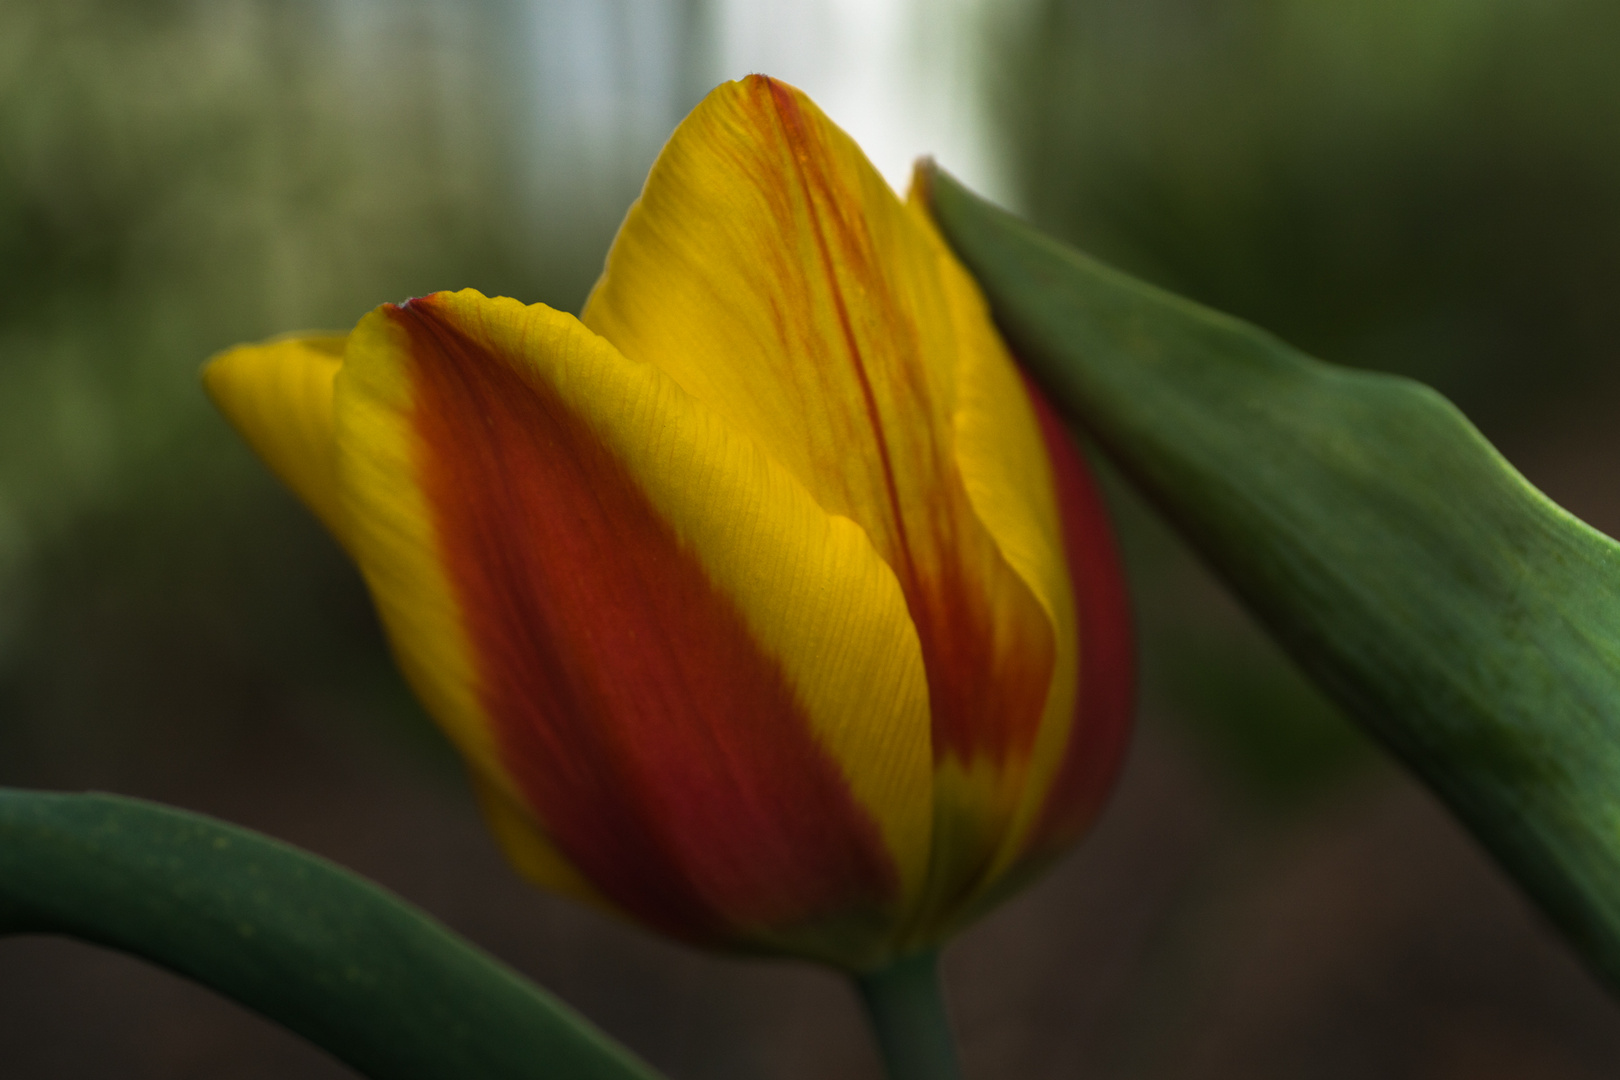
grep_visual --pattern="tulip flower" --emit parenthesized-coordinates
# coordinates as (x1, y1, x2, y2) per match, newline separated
(204, 76, 1132, 986)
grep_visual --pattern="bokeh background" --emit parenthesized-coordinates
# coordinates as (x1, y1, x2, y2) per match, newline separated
(4, 0, 1620, 1076)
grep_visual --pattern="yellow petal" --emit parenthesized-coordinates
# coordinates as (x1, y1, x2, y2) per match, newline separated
(336, 289, 934, 960)
(329, 308, 502, 797)
(203, 334, 347, 546)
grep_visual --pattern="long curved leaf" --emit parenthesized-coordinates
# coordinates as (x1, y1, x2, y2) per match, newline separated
(923, 165, 1620, 990)
(0, 788, 662, 1080)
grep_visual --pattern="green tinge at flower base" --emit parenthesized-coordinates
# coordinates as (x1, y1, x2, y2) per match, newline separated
(0, 788, 663, 1080)
(922, 163, 1620, 991)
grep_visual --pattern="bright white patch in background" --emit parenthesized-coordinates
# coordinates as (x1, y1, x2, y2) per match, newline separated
(715, 0, 1008, 201)
(525, 0, 694, 225)
(513, 0, 1012, 260)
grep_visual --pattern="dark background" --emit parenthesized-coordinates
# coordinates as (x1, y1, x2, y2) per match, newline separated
(3, 0, 1620, 1076)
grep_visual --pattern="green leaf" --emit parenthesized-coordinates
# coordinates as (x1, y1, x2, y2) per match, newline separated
(923, 165, 1620, 990)
(0, 788, 662, 1080)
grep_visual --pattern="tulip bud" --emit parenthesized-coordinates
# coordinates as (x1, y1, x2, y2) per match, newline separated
(204, 75, 1133, 971)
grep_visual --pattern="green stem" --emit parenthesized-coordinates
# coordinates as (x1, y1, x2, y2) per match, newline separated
(854, 950, 964, 1080)
(0, 788, 660, 1080)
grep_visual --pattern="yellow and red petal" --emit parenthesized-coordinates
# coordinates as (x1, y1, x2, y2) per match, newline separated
(907, 185, 1098, 889)
(584, 76, 1061, 911)
(334, 289, 934, 964)
(914, 386, 1134, 941)
(1022, 386, 1135, 860)
(203, 334, 348, 547)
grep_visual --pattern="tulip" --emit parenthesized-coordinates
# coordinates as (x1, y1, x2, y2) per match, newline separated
(204, 75, 1133, 977)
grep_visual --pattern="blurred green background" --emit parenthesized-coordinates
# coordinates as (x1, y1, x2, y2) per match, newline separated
(3, 0, 1620, 1076)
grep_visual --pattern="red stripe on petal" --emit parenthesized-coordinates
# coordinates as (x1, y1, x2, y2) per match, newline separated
(391, 297, 899, 945)
(1026, 379, 1135, 853)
